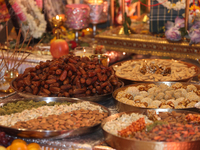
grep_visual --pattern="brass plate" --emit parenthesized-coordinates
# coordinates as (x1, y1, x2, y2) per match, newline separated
(0, 98, 110, 139)
(112, 59, 200, 83)
(112, 82, 200, 112)
(102, 109, 200, 150)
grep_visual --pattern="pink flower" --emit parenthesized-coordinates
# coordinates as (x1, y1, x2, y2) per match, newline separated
(174, 17, 185, 28)
(165, 27, 182, 41)
(189, 29, 200, 45)
(69, 41, 78, 49)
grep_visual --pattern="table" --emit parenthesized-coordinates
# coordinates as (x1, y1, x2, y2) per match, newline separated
(1, 94, 117, 150)
(1, 53, 200, 149)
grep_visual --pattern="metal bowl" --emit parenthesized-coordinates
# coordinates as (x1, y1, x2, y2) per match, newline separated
(0, 98, 111, 139)
(101, 109, 200, 150)
(112, 59, 200, 84)
(10, 78, 124, 103)
(113, 82, 200, 113)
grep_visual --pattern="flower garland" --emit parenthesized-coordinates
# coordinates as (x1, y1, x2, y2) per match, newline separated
(157, 0, 193, 11)
(35, 0, 43, 11)
(11, 0, 46, 39)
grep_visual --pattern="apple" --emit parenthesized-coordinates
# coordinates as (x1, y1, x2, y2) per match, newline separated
(50, 39, 69, 58)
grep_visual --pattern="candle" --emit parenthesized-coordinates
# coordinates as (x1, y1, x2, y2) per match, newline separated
(85, 0, 108, 24)
(56, 15, 59, 20)
(65, 4, 90, 30)
(87, 0, 103, 4)
(91, 54, 109, 67)
(52, 15, 63, 28)
(58, 14, 66, 22)
(74, 47, 94, 57)
(83, 48, 86, 57)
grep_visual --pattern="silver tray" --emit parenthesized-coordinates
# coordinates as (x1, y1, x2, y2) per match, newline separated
(101, 109, 200, 150)
(112, 59, 200, 84)
(10, 78, 124, 103)
(113, 82, 200, 112)
(0, 97, 111, 139)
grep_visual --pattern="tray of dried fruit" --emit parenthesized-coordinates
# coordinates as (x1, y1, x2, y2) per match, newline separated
(112, 59, 200, 83)
(10, 55, 123, 103)
(0, 97, 110, 139)
(102, 109, 200, 150)
(113, 82, 200, 112)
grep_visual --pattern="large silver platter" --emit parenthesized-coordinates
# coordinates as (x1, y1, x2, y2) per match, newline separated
(10, 78, 124, 103)
(112, 59, 200, 84)
(102, 109, 200, 150)
(0, 97, 110, 139)
(113, 82, 200, 112)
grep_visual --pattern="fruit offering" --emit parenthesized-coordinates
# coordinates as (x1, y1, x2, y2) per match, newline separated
(13, 55, 121, 97)
(6, 139, 41, 150)
(50, 39, 69, 58)
(0, 131, 13, 147)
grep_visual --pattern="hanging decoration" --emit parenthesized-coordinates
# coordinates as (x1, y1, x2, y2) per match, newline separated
(156, 0, 193, 11)
(10, 0, 47, 39)
(34, 0, 43, 11)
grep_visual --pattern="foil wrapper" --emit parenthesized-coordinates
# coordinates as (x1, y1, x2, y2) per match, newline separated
(65, 4, 90, 30)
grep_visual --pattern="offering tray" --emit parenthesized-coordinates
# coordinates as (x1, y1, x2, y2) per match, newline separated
(0, 97, 110, 139)
(101, 109, 200, 150)
(112, 59, 200, 84)
(113, 82, 200, 112)
(10, 78, 124, 103)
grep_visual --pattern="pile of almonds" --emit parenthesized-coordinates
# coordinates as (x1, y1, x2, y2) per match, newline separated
(12, 109, 108, 130)
(13, 55, 121, 97)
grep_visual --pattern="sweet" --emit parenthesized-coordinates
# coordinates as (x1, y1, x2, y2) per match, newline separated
(116, 83, 200, 109)
(0, 101, 108, 128)
(103, 111, 200, 142)
(103, 113, 153, 136)
(113, 59, 196, 81)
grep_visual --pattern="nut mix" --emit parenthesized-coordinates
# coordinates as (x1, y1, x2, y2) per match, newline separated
(113, 59, 197, 81)
(0, 101, 107, 127)
(13, 55, 121, 97)
(12, 109, 108, 130)
(0, 100, 71, 115)
(103, 111, 200, 142)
